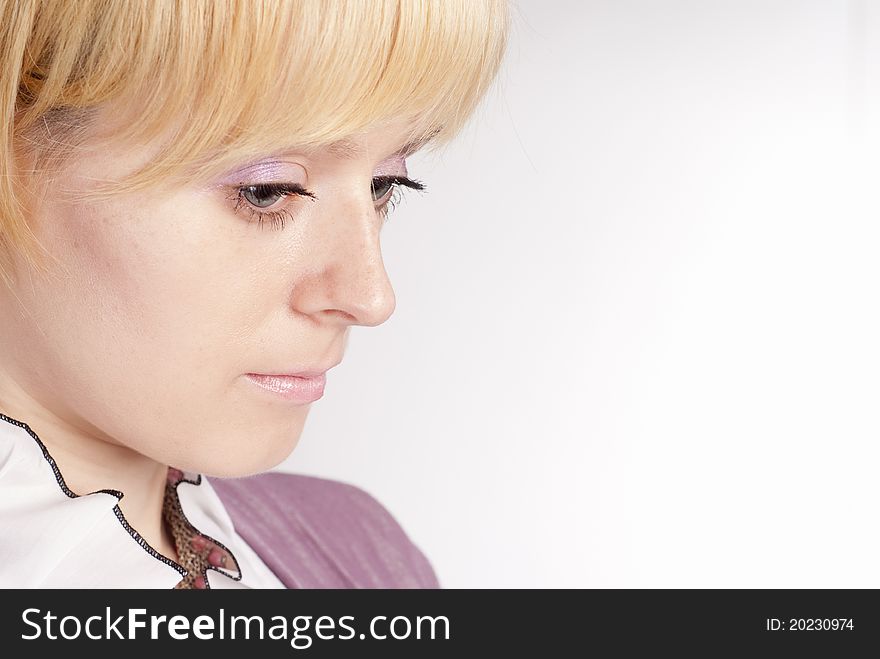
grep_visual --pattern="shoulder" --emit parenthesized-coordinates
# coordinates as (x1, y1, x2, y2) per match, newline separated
(209, 471, 440, 589)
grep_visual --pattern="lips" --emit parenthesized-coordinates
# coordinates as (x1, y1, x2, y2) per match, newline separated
(244, 372, 326, 403)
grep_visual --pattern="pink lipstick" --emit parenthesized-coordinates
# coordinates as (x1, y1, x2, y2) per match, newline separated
(245, 372, 326, 403)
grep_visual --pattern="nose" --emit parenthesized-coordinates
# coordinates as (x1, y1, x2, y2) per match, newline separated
(288, 191, 397, 327)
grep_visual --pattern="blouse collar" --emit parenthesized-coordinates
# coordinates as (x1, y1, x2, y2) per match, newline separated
(0, 411, 242, 588)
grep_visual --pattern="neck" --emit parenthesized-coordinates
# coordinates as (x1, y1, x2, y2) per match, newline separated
(0, 393, 179, 562)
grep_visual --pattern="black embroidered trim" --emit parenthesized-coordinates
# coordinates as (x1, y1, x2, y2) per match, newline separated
(0, 411, 242, 585)
(170, 474, 243, 587)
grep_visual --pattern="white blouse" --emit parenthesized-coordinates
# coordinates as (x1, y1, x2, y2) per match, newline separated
(0, 412, 285, 588)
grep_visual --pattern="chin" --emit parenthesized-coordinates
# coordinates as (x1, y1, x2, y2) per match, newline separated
(173, 435, 301, 479)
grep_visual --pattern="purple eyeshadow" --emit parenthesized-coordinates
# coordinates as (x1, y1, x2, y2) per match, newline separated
(218, 160, 303, 185)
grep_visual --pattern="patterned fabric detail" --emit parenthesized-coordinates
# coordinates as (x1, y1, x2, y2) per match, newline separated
(164, 468, 238, 589)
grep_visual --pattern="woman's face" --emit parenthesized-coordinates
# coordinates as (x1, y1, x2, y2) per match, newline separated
(0, 111, 417, 476)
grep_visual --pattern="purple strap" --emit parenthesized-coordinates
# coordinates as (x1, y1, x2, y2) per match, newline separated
(211, 471, 440, 589)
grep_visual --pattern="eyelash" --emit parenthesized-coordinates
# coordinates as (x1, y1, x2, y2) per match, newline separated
(228, 176, 426, 231)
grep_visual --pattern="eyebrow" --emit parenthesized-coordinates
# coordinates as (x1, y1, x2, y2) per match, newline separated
(325, 129, 441, 161)
(326, 138, 364, 159)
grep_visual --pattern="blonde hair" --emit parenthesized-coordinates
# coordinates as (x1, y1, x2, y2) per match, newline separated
(0, 0, 508, 288)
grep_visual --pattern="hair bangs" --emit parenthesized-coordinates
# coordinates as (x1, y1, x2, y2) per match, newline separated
(1, 0, 508, 282)
(76, 0, 509, 200)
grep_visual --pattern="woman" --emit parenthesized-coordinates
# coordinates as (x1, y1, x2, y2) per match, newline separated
(0, 0, 507, 588)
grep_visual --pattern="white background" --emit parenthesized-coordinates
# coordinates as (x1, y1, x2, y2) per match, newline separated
(280, 0, 880, 587)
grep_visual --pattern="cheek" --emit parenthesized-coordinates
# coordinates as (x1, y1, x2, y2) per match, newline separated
(18, 191, 303, 473)
(65, 205, 156, 321)
(32, 197, 247, 406)
(59, 200, 195, 346)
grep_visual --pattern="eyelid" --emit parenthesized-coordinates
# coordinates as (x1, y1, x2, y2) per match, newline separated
(217, 160, 309, 187)
(372, 155, 407, 177)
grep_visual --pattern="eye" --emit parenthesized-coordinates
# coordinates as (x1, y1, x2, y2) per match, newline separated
(242, 184, 283, 208)
(228, 182, 316, 230)
(370, 175, 424, 203)
(370, 178, 395, 202)
(370, 175, 426, 220)
(372, 176, 427, 221)
(240, 182, 315, 208)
